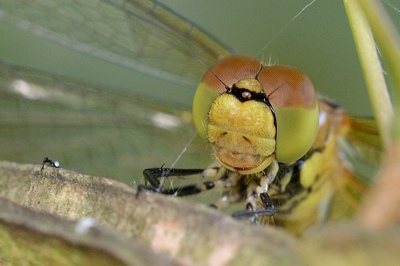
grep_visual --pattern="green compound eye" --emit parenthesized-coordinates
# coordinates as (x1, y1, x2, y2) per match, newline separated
(193, 55, 319, 173)
(257, 65, 319, 163)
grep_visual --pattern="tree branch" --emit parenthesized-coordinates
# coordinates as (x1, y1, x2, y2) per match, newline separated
(1, 161, 399, 265)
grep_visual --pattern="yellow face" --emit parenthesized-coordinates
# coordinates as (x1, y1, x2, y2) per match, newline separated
(208, 78, 277, 173)
(193, 55, 319, 174)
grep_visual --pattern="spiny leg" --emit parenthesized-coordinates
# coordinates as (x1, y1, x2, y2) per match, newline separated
(142, 161, 279, 224)
(228, 161, 278, 223)
(143, 167, 203, 188)
(232, 192, 276, 224)
(142, 165, 224, 196)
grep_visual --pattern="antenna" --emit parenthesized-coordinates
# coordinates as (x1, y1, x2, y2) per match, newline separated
(198, 60, 230, 90)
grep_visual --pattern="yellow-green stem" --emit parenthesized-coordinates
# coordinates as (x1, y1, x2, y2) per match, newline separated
(357, 0, 400, 142)
(343, 0, 393, 148)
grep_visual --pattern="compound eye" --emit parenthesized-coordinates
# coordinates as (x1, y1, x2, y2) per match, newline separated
(258, 65, 319, 163)
(192, 56, 261, 138)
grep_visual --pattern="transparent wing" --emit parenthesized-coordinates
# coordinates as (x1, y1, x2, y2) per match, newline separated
(0, 0, 235, 183)
(0, 0, 233, 85)
(0, 60, 216, 182)
(328, 114, 382, 219)
(338, 114, 382, 183)
(340, 115, 381, 165)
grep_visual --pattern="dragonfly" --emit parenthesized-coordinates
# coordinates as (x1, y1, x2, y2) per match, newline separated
(0, 1, 383, 234)
(143, 54, 381, 234)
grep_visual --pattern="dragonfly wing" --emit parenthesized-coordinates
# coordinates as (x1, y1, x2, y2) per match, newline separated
(327, 113, 381, 220)
(0, 0, 233, 85)
(0, 0, 235, 183)
(338, 114, 382, 182)
(0, 59, 214, 183)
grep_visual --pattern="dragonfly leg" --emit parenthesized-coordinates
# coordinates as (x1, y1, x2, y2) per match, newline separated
(232, 192, 276, 223)
(41, 157, 60, 171)
(142, 167, 215, 196)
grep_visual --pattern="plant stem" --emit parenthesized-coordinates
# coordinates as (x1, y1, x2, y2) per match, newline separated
(343, 0, 393, 148)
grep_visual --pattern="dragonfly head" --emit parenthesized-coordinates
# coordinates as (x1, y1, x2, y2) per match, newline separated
(193, 55, 319, 174)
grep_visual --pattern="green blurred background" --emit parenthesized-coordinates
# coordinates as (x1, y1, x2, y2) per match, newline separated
(0, 0, 398, 183)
